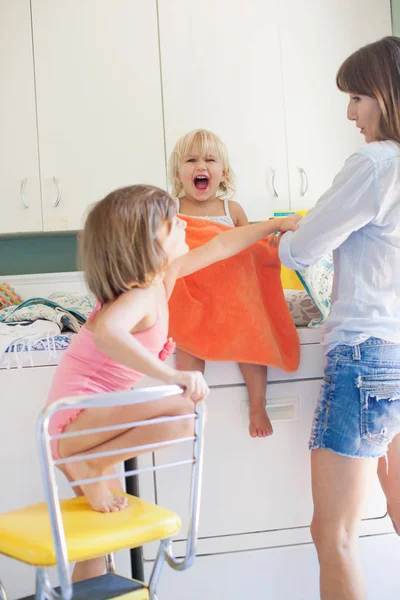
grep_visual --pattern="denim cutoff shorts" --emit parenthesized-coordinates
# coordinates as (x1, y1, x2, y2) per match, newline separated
(310, 337, 400, 458)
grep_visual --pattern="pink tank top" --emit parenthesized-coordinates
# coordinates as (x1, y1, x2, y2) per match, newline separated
(45, 302, 175, 459)
(46, 302, 174, 405)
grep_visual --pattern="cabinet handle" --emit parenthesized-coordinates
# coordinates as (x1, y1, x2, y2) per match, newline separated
(52, 176, 62, 207)
(299, 167, 309, 196)
(271, 170, 278, 198)
(20, 177, 29, 208)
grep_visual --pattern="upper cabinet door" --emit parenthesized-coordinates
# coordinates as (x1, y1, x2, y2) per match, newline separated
(280, 0, 392, 211)
(0, 1, 42, 234)
(31, 0, 165, 232)
(158, 0, 289, 221)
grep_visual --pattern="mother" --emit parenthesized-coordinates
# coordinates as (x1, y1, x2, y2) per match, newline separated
(278, 36, 400, 600)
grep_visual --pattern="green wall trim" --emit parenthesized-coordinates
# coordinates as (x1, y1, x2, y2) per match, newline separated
(0, 234, 78, 277)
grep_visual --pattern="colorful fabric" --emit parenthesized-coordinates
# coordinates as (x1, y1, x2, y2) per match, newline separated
(0, 293, 96, 332)
(296, 254, 334, 327)
(0, 283, 22, 309)
(283, 289, 322, 327)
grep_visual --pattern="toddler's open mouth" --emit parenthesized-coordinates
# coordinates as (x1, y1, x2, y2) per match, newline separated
(194, 175, 209, 190)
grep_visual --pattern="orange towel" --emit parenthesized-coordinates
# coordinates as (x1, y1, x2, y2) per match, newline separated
(169, 216, 300, 371)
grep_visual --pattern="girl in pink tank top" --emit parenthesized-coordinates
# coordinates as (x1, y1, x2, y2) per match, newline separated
(47, 184, 299, 527)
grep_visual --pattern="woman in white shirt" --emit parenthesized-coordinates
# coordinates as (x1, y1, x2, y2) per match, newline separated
(278, 36, 400, 600)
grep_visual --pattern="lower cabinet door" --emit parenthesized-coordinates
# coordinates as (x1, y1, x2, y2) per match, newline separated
(139, 380, 387, 560)
(144, 533, 400, 600)
(0, 365, 131, 599)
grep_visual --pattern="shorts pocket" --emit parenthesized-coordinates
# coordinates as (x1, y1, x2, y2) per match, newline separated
(357, 375, 400, 445)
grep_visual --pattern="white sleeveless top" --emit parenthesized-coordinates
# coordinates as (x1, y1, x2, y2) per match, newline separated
(177, 197, 235, 228)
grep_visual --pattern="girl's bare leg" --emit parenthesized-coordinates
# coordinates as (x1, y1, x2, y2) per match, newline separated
(176, 351, 272, 438)
(79, 470, 122, 582)
(58, 465, 124, 582)
(238, 363, 272, 437)
(175, 347, 205, 374)
(59, 393, 195, 513)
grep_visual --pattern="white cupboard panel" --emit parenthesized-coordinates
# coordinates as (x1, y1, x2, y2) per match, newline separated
(280, 0, 392, 210)
(31, 0, 166, 231)
(0, 365, 130, 599)
(0, 0, 41, 233)
(158, 0, 289, 220)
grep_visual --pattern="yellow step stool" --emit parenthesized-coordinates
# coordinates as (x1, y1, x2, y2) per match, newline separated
(0, 386, 205, 600)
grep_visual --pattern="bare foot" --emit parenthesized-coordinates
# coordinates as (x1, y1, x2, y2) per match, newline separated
(65, 459, 128, 513)
(249, 403, 274, 438)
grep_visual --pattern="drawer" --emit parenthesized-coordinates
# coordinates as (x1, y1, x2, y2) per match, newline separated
(149, 380, 319, 540)
(139, 341, 325, 388)
(205, 341, 325, 385)
(144, 543, 321, 600)
(144, 535, 400, 600)
(138, 379, 387, 559)
(297, 326, 322, 345)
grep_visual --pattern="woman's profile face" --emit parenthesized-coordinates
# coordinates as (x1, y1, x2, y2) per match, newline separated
(347, 93, 382, 143)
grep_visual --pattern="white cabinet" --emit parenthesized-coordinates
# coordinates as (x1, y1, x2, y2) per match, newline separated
(139, 378, 387, 561)
(159, 0, 392, 219)
(153, 382, 321, 540)
(0, 366, 61, 598)
(0, 366, 59, 512)
(30, 0, 166, 231)
(0, 1, 393, 233)
(146, 543, 321, 600)
(158, 0, 290, 220)
(140, 375, 397, 600)
(280, 0, 392, 209)
(0, 0, 42, 234)
(145, 533, 400, 600)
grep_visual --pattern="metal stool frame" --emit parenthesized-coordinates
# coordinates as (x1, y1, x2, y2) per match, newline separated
(0, 385, 204, 600)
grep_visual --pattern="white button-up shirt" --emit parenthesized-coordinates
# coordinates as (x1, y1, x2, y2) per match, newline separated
(279, 140, 400, 352)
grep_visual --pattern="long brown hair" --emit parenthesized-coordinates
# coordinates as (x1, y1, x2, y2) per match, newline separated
(336, 36, 400, 143)
(79, 185, 176, 303)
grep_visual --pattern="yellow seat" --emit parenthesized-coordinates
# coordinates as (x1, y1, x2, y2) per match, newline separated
(0, 493, 181, 566)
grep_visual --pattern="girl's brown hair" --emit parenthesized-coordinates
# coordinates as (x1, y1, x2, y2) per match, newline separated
(168, 129, 235, 199)
(80, 185, 176, 303)
(336, 36, 400, 143)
